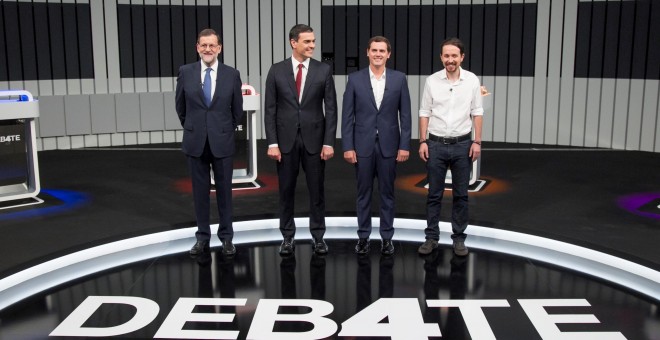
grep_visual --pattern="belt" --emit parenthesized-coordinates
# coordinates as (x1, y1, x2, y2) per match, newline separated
(428, 133, 471, 144)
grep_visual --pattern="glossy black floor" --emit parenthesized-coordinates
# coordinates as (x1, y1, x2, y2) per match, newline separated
(0, 140, 659, 339)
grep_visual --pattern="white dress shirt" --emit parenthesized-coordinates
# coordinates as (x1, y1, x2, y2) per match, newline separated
(292, 57, 310, 102)
(369, 67, 386, 109)
(200, 60, 218, 99)
(419, 67, 483, 137)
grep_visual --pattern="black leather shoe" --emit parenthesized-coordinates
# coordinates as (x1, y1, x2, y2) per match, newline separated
(189, 240, 209, 256)
(381, 239, 394, 255)
(222, 240, 236, 255)
(279, 237, 295, 256)
(355, 238, 370, 254)
(313, 238, 328, 255)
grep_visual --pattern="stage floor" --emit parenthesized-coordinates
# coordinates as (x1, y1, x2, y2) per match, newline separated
(0, 141, 659, 338)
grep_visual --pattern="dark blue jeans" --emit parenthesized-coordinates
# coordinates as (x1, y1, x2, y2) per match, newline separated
(425, 138, 472, 241)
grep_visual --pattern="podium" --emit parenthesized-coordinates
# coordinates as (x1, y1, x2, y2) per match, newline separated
(0, 91, 41, 203)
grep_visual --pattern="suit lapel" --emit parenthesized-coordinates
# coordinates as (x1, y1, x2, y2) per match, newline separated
(193, 62, 208, 106)
(300, 60, 315, 105)
(361, 68, 378, 111)
(284, 58, 299, 105)
(211, 63, 225, 107)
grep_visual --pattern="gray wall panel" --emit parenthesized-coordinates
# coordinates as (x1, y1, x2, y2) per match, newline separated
(584, 79, 602, 147)
(598, 80, 616, 149)
(139, 92, 165, 131)
(626, 81, 644, 150)
(64, 95, 92, 136)
(640, 82, 659, 152)
(116, 93, 141, 132)
(571, 78, 588, 147)
(38, 96, 66, 138)
(492, 76, 507, 142)
(506, 77, 521, 143)
(91, 94, 117, 134)
(163, 92, 180, 131)
(518, 78, 534, 143)
(612, 79, 630, 150)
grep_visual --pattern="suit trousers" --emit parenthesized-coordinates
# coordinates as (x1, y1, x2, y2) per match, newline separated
(355, 140, 397, 240)
(277, 131, 326, 240)
(187, 140, 234, 242)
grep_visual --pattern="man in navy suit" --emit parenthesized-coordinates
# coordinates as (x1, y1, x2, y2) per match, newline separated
(264, 24, 338, 256)
(342, 36, 411, 255)
(175, 28, 243, 257)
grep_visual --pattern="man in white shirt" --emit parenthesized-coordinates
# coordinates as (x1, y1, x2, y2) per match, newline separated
(417, 38, 483, 257)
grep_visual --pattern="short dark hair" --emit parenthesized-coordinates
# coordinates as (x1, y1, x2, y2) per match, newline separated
(289, 24, 314, 42)
(441, 37, 464, 55)
(367, 36, 391, 53)
(197, 28, 221, 45)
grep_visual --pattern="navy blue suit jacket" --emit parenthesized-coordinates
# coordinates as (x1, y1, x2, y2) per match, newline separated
(175, 61, 244, 158)
(342, 67, 411, 158)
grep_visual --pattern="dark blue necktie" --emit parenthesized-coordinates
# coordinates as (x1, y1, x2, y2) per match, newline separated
(203, 68, 212, 106)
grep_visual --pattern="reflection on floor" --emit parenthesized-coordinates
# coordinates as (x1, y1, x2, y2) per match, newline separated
(1, 238, 658, 339)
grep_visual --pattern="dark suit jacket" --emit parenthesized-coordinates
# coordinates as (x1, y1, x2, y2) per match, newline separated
(264, 58, 337, 154)
(341, 67, 411, 158)
(175, 61, 244, 158)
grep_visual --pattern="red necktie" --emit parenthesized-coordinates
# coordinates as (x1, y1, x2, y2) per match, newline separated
(296, 63, 303, 100)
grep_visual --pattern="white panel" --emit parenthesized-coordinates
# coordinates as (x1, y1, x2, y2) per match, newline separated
(518, 77, 534, 143)
(23, 81, 39, 97)
(160, 77, 174, 92)
(104, 0, 121, 93)
(175, 130, 184, 142)
(38, 80, 54, 96)
(91, 94, 117, 134)
(57, 136, 72, 150)
(98, 134, 112, 147)
(163, 130, 176, 143)
(135, 78, 148, 93)
(64, 95, 92, 135)
(298, 0, 310, 24)
(222, 0, 236, 68)
(571, 78, 587, 147)
(640, 81, 659, 152)
(557, 0, 578, 146)
(150, 131, 164, 144)
(84, 135, 99, 147)
(506, 77, 521, 142)
(234, 0, 248, 75)
(611, 79, 630, 150)
(408, 75, 420, 140)
(531, 0, 550, 144)
(124, 132, 138, 145)
(310, 0, 322, 61)
(38, 96, 66, 137)
(147, 78, 160, 92)
(116, 93, 141, 132)
(626, 80, 644, 150)
(139, 92, 165, 131)
(81, 79, 95, 95)
(137, 131, 151, 144)
(9, 81, 25, 92)
(53, 80, 67, 96)
(584, 78, 601, 147)
(163, 91, 181, 130)
(41, 137, 57, 151)
(492, 76, 507, 142)
(335, 75, 347, 139)
(246, 0, 261, 78)
(544, 0, 564, 145)
(70, 135, 85, 149)
(247, 74, 263, 139)
(90, 0, 108, 94)
(0, 82, 8, 90)
(598, 79, 616, 148)
(121, 79, 135, 93)
(66, 80, 81, 96)
(272, 0, 286, 63)
(283, 0, 297, 47)
(111, 133, 125, 146)
(481, 76, 495, 141)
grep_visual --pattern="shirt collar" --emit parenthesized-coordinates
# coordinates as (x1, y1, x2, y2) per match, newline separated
(369, 67, 387, 80)
(201, 59, 219, 72)
(292, 57, 310, 70)
(439, 66, 465, 81)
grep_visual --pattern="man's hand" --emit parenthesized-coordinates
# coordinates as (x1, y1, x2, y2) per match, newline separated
(344, 150, 357, 164)
(268, 146, 282, 162)
(396, 150, 409, 162)
(469, 143, 481, 161)
(321, 146, 334, 161)
(419, 143, 429, 162)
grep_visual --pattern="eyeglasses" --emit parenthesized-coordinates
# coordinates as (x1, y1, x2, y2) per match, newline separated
(198, 44, 219, 50)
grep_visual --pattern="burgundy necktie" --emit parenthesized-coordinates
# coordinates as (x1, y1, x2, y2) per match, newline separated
(296, 63, 303, 100)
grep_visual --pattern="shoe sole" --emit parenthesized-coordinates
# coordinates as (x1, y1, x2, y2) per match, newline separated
(417, 244, 438, 255)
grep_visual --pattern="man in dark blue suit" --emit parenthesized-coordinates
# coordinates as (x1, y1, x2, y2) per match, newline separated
(264, 24, 338, 256)
(175, 28, 244, 256)
(342, 36, 411, 255)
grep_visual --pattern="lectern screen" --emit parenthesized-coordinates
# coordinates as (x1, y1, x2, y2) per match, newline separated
(0, 119, 28, 187)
